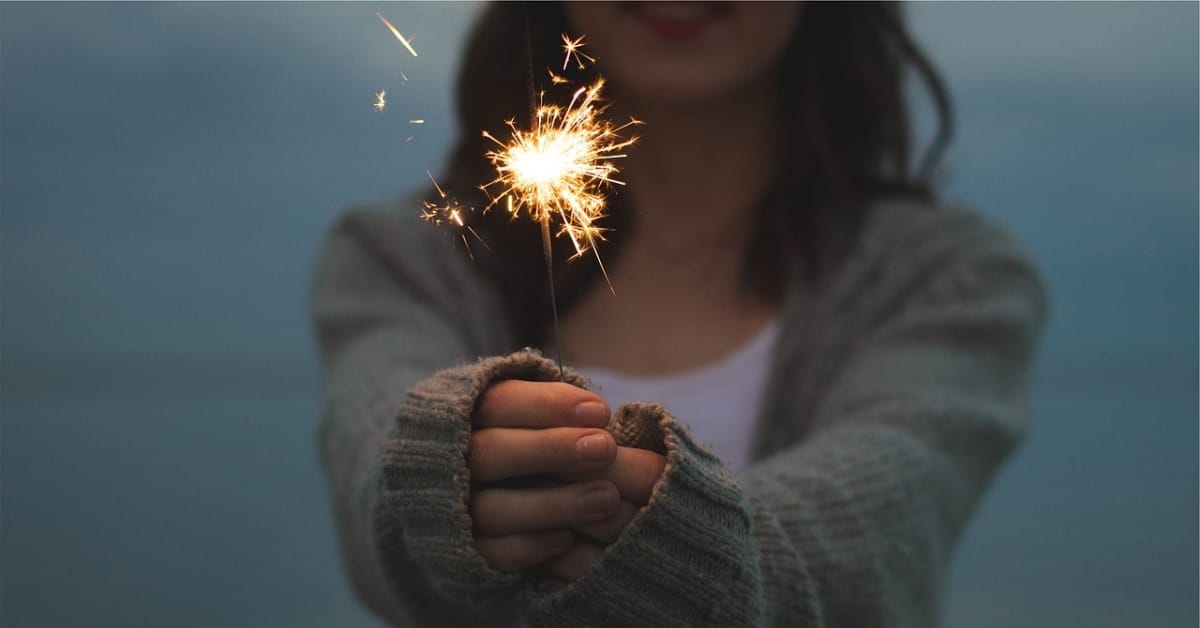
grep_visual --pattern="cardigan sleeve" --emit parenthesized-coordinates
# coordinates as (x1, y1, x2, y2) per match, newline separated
(312, 207, 549, 627)
(521, 220, 1048, 627)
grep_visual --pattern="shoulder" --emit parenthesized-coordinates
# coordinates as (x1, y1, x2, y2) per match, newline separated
(314, 198, 479, 287)
(857, 198, 1036, 275)
(311, 198, 510, 345)
(808, 197, 1049, 333)
(324, 199, 450, 260)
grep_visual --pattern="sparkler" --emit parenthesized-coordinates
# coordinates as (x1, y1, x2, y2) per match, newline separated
(480, 78, 638, 287)
(377, 8, 636, 376)
(477, 29, 638, 377)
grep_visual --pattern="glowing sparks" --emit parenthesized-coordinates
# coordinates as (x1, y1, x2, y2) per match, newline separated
(547, 69, 569, 85)
(561, 34, 595, 71)
(481, 78, 638, 287)
(422, 171, 490, 259)
(373, 89, 387, 112)
(409, 119, 425, 125)
(376, 12, 418, 57)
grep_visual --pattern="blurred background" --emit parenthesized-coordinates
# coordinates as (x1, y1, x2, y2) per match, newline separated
(1, 2, 1195, 627)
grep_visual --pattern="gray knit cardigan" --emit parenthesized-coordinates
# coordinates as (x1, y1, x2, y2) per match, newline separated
(311, 198, 1047, 627)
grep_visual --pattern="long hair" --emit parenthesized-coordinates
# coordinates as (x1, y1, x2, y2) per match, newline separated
(435, 2, 953, 347)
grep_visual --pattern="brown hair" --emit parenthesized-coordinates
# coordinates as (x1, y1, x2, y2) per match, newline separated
(435, 2, 953, 347)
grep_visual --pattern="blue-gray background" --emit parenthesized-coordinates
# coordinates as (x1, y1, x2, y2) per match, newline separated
(2, 3, 1195, 626)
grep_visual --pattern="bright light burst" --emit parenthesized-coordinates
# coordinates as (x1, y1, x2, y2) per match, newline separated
(373, 89, 387, 112)
(480, 78, 638, 286)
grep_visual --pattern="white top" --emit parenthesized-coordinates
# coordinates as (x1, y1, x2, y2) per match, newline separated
(574, 320, 780, 471)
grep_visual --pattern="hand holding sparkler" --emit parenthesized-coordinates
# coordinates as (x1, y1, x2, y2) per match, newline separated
(468, 379, 666, 578)
(468, 380, 617, 572)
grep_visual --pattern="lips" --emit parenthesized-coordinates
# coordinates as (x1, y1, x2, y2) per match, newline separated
(629, 2, 732, 41)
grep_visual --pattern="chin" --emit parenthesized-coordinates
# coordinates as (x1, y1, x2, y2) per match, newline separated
(566, 1, 798, 111)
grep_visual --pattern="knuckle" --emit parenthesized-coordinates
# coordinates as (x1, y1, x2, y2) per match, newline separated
(474, 383, 504, 423)
(535, 384, 557, 415)
(479, 536, 529, 572)
(633, 453, 666, 493)
(488, 542, 524, 572)
(538, 431, 569, 468)
(559, 483, 592, 520)
(466, 430, 492, 473)
(468, 491, 498, 533)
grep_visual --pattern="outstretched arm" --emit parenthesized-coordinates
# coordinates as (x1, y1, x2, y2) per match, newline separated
(313, 207, 518, 626)
(521, 217, 1048, 627)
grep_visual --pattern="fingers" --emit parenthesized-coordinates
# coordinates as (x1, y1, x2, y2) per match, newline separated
(475, 380, 610, 429)
(554, 446, 667, 505)
(543, 540, 604, 583)
(572, 498, 640, 544)
(471, 481, 620, 536)
(475, 529, 573, 572)
(469, 427, 616, 481)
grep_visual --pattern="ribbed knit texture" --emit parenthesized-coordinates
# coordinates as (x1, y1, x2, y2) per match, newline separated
(311, 198, 1047, 627)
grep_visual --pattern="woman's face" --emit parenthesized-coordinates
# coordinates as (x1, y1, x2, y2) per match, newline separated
(563, 1, 802, 108)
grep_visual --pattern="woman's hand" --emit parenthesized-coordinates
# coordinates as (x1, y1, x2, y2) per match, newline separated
(543, 445, 668, 586)
(469, 380, 621, 572)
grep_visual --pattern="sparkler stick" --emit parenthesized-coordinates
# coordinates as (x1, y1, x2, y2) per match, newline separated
(525, 5, 566, 382)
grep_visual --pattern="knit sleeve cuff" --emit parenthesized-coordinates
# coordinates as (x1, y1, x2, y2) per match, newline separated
(371, 350, 587, 614)
(524, 403, 763, 627)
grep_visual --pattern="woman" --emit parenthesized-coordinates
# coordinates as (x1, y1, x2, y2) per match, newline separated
(312, 2, 1046, 626)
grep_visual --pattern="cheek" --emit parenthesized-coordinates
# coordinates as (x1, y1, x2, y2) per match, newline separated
(736, 4, 803, 76)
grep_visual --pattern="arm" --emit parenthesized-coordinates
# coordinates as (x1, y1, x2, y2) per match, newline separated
(312, 207, 524, 626)
(522, 220, 1048, 627)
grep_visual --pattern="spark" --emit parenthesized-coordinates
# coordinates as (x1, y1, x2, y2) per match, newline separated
(481, 78, 638, 290)
(561, 34, 595, 71)
(373, 89, 387, 112)
(547, 69, 569, 85)
(400, 71, 409, 82)
(409, 119, 425, 125)
(377, 12, 418, 57)
(422, 171, 490, 259)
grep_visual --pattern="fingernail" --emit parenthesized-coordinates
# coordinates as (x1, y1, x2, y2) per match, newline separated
(575, 432, 612, 464)
(579, 486, 615, 517)
(574, 401, 609, 427)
